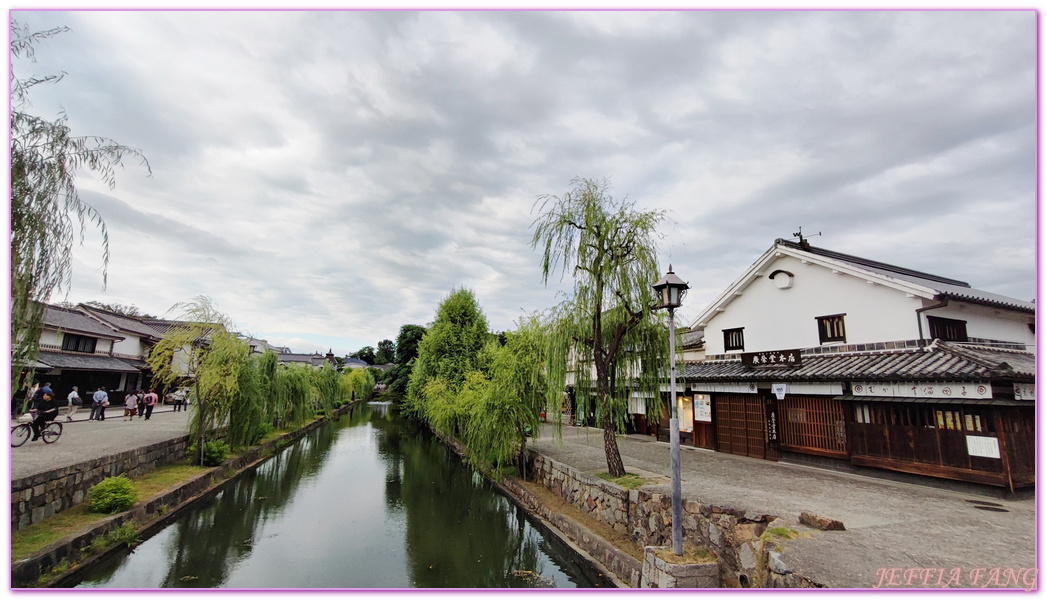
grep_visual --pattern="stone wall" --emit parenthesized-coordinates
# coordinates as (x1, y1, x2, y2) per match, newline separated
(11, 436, 190, 532)
(527, 450, 820, 588)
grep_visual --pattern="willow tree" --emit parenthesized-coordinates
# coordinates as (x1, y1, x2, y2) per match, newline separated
(10, 20, 150, 393)
(146, 296, 245, 465)
(532, 177, 669, 477)
(466, 313, 548, 478)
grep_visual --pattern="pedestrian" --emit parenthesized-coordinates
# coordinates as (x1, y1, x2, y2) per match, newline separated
(66, 386, 81, 421)
(93, 386, 109, 421)
(124, 390, 138, 421)
(143, 388, 158, 420)
(136, 390, 146, 419)
(30, 392, 59, 441)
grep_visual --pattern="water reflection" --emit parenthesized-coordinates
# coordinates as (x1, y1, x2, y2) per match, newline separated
(71, 404, 604, 588)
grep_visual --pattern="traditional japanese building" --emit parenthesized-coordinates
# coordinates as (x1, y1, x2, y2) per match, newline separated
(676, 238, 1034, 492)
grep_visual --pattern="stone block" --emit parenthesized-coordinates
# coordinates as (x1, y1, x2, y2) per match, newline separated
(734, 522, 759, 542)
(799, 511, 845, 531)
(641, 546, 720, 588)
(738, 542, 756, 570)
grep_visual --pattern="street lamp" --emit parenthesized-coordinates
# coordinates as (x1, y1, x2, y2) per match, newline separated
(653, 265, 689, 557)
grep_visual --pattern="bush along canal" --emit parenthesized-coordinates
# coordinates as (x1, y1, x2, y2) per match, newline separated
(64, 403, 607, 589)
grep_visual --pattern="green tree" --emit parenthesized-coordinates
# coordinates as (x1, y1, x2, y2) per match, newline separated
(466, 314, 548, 477)
(9, 21, 150, 393)
(375, 339, 396, 365)
(352, 346, 376, 365)
(395, 325, 426, 365)
(146, 296, 246, 465)
(382, 324, 427, 397)
(406, 288, 489, 436)
(532, 177, 669, 477)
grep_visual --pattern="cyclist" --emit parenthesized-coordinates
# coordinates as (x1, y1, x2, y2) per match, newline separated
(31, 392, 59, 442)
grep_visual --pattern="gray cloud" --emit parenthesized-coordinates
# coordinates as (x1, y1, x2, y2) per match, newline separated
(14, 9, 1035, 356)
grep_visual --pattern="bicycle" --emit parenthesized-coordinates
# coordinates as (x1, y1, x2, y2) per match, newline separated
(11, 419, 62, 447)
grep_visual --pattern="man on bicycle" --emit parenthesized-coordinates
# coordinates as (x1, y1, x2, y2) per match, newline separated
(31, 392, 59, 441)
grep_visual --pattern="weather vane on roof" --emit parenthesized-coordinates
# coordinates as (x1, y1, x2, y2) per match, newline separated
(792, 227, 822, 250)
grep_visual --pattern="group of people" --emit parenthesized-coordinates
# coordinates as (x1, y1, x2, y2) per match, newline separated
(121, 389, 159, 421)
(15, 382, 167, 442)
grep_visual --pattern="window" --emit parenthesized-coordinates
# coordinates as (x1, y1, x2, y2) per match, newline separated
(61, 334, 97, 354)
(927, 316, 968, 342)
(723, 328, 744, 351)
(817, 314, 847, 344)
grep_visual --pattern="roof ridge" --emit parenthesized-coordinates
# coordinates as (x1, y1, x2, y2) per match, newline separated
(777, 239, 970, 288)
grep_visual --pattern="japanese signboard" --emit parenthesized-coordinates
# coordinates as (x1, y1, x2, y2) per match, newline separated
(1013, 383, 1035, 401)
(765, 400, 779, 447)
(851, 381, 992, 400)
(966, 435, 1001, 459)
(741, 349, 802, 367)
(694, 394, 712, 423)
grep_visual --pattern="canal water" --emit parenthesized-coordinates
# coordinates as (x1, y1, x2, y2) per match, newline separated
(69, 403, 606, 589)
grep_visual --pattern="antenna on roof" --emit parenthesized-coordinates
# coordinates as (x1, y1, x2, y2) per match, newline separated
(791, 227, 821, 250)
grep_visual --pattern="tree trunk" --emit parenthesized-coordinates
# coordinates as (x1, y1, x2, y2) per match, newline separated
(600, 395, 626, 477)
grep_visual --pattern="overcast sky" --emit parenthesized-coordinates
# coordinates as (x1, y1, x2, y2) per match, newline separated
(11, 9, 1036, 357)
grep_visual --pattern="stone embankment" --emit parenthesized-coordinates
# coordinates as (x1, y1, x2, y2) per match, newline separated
(526, 450, 820, 588)
(12, 405, 353, 588)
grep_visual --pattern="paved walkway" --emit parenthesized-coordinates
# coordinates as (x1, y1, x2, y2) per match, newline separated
(10, 407, 193, 481)
(531, 423, 1036, 589)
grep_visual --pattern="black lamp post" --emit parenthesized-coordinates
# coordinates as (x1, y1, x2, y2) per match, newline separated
(653, 265, 689, 556)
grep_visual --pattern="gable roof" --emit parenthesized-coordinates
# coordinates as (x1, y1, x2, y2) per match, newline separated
(690, 239, 1034, 328)
(77, 305, 164, 340)
(42, 305, 124, 340)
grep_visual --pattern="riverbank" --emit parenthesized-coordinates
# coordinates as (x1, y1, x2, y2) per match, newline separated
(11, 403, 356, 588)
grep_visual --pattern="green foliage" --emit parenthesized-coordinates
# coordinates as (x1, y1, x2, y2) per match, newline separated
(343, 367, 376, 402)
(88, 476, 138, 514)
(9, 21, 150, 394)
(375, 339, 396, 365)
(596, 472, 646, 489)
(532, 177, 671, 476)
(352, 345, 376, 365)
(465, 315, 548, 474)
(407, 288, 490, 427)
(202, 440, 230, 467)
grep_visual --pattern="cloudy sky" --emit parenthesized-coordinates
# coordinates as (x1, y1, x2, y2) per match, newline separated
(11, 9, 1036, 357)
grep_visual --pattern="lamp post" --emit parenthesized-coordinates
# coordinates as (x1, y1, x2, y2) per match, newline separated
(653, 265, 689, 556)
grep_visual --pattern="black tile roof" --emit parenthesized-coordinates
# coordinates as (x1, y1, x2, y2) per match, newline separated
(42, 305, 123, 339)
(683, 341, 1033, 384)
(36, 351, 140, 373)
(78, 306, 164, 340)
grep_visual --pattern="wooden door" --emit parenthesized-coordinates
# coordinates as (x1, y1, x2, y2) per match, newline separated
(714, 395, 770, 460)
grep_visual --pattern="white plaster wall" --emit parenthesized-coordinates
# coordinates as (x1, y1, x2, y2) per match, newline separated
(43, 329, 114, 353)
(112, 335, 146, 358)
(924, 303, 1034, 348)
(704, 256, 926, 354)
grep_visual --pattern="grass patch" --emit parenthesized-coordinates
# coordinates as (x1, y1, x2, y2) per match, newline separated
(11, 504, 101, 562)
(762, 526, 799, 541)
(654, 545, 716, 565)
(596, 472, 647, 490)
(130, 464, 209, 499)
(518, 479, 645, 562)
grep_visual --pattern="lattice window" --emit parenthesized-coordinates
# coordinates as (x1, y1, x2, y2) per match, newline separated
(61, 334, 97, 354)
(927, 316, 968, 342)
(817, 314, 846, 344)
(723, 328, 744, 351)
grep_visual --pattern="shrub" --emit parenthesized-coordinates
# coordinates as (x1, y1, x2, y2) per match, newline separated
(88, 476, 138, 513)
(254, 422, 274, 443)
(202, 440, 230, 466)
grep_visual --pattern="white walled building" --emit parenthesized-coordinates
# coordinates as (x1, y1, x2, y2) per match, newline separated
(675, 238, 1034, 492)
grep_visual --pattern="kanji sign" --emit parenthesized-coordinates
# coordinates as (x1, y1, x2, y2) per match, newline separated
(742, 349, 802, 367)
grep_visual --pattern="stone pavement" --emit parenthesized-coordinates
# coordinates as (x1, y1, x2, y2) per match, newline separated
(9, 407, 193, 481)
(531, 423, 1037, 589)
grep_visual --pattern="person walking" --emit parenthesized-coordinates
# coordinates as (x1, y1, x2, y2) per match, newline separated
(124, 390, 140, 421)
(92, 387, 109, 421)
(135, 390, 146, 419)
(66, 386, 81, 421)
(30, 391, 59, 441)
(143, 388, 158, 420)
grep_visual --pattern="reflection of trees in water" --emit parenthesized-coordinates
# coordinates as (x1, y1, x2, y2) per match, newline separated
(370, 407, 546, 587)
(140, 421, 339, 587)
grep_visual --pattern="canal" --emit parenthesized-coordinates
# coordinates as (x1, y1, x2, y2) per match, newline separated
(69, 403, 607, 588)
